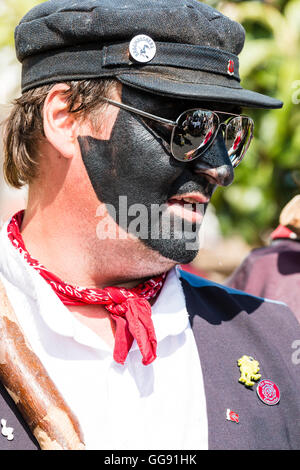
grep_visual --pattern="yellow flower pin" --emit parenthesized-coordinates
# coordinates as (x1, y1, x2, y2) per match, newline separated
(237, 355, 261, 387)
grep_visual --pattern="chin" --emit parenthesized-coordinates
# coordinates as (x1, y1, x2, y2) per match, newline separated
(140, 214, 202, 264)
(142, 236, 200, 265)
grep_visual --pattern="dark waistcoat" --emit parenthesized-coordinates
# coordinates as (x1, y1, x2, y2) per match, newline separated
(180, 269, 300, 450)
(0, 269, 299, 450)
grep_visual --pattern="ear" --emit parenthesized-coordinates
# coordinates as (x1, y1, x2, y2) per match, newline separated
(43, 83, 79, 159)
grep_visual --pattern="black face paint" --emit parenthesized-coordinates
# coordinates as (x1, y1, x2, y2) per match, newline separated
(78, 86, 234, 264)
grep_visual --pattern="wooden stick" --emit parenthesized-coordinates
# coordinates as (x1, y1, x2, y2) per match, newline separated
(0, 279, 85, 450)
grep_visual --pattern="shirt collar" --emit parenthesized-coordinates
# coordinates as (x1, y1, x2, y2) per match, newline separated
(0, 220, 189, 353)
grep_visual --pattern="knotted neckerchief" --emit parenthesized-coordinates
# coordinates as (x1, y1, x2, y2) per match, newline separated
(7, 211, 166, 366)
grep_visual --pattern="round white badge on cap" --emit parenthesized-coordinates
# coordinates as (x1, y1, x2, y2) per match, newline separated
(129, 34, 157, 63)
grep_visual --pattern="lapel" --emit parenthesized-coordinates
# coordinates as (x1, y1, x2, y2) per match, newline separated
(180, 269, 300, 450)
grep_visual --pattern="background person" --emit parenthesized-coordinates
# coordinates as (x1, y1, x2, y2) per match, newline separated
(228, 195, 300, 323)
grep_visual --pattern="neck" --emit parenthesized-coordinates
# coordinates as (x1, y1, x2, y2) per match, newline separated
(20, 188, 174, 289)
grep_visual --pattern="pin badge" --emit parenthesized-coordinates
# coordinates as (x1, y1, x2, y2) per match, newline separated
(1, 419, 14, 441)
(227, 59, 235, 76)
(256, 379, 280, 406)
(237, 355, 261, 387)
(129, 34, 157, 63)
(226, 409, 239, 424)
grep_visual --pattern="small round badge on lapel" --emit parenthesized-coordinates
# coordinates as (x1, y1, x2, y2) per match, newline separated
(226, 409, 239, 424)
(256, 379, 280, 406)
(129, 34, 157, 63)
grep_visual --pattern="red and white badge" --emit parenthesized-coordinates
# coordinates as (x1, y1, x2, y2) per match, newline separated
(226, 408, 239, 423)
(256, 379, 280, 406)
(227, 59, 235, 76)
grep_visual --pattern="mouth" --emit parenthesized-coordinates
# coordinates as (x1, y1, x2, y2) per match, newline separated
(167, 192, 210, 224)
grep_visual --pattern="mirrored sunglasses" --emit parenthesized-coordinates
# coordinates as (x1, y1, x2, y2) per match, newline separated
(102, 98, 254, 168)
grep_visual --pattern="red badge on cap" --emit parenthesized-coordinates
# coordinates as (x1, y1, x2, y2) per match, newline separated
(227, 59, 234, 76)
(256, 379, 280, 406)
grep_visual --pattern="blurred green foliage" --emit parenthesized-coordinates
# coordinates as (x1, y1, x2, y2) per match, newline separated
(0, 0, 300, 244)
(0, 0, 42, 47)
(206, 0, 300, 244)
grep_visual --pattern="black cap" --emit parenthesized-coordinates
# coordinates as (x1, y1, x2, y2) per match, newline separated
(15, 0, 282, 109)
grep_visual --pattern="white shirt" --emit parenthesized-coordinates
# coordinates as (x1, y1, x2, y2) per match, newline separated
(0, 220, 208, 450)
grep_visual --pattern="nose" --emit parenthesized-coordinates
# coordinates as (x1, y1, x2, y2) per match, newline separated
(191, 131, 234, 187)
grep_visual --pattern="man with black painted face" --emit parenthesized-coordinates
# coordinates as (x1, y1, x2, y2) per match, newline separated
(78, 85, 237, 265)
(0, 0, 300, 451)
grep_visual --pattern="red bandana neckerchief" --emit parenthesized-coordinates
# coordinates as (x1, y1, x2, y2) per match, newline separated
(7, 211, 166, 366)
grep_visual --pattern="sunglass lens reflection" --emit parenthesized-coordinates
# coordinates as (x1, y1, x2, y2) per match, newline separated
(172, 110, 219, 161)
(225, 117, 253, 167)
